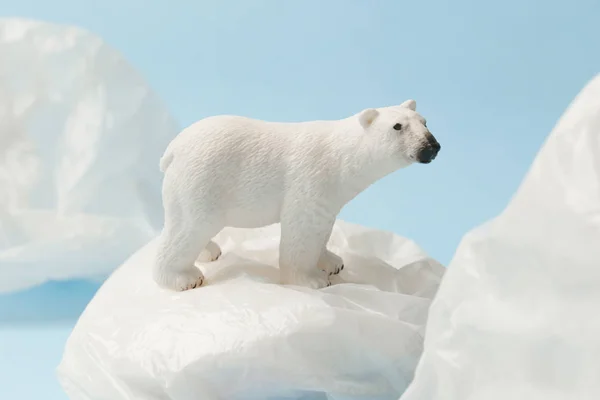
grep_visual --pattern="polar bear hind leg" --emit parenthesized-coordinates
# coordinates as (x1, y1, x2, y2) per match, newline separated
(196, 240, 222, 263)
(154, 227, 204, 291)
(153, 172, 224, 291)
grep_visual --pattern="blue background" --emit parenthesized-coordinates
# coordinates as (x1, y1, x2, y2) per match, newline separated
(0, 0, 598, 399)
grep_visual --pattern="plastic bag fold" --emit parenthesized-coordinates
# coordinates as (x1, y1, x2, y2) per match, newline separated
(0, 18, 178, 292)
(58, 220, 445, 400)
(400, 74, 600, 400)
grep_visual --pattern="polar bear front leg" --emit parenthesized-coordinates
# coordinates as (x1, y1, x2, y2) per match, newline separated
(278, 205, 335, 289)
(318, 249, 344, 276)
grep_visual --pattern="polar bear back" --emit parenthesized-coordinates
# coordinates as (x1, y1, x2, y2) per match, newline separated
(161, 115, 343, 227)
(165, 115, 339, 171)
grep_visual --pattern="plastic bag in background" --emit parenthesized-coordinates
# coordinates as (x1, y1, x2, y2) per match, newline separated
(0, 18, 179, 292)
(400, 74, 600, 400)
(57, 220, 445, 400)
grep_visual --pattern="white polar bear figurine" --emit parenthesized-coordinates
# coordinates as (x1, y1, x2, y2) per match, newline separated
(154, 99, 440, 291)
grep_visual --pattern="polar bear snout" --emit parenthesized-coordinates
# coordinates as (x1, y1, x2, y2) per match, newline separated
(416, 132, 441, 164)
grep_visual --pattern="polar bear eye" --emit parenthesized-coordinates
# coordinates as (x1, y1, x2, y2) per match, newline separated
(393, 123, 402, 131)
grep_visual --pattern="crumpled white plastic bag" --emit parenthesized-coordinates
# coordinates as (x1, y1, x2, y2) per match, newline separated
(57, 220, 445, 400)
(0, 18, 178, 292)
(400, 74, 600, 400)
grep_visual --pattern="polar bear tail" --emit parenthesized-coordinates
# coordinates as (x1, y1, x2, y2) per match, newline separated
(159, 147, 174, 173)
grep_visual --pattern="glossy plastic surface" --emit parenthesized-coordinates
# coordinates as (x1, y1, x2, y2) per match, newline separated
(58, 220, 445, 400)
(401, 75, 600, 400)
(0, 18, 178, 292)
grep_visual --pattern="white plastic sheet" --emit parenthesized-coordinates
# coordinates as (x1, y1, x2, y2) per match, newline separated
(58, 220, 445, 400)
(400, 74, 600, 400)
(0, 18, 178, 292)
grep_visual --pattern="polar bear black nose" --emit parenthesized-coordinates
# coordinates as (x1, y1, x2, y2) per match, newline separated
(417, 135, 441, 164)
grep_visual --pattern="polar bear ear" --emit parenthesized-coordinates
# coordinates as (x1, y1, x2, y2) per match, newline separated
(358, 108, 379, 129)
(399, 99, 417, 111)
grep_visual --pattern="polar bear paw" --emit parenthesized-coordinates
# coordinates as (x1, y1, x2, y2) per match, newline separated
(281, 269, 331, 289)
(155, 266, 205, 292)
(318, 250, 344, 276)
(196, 240, 222, 263)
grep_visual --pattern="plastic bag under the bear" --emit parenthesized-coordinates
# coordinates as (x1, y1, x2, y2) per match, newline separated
(58, 220, 445, 400)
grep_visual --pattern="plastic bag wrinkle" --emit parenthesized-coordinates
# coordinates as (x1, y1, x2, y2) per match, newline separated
(0, 18, 179, 292)
(58, 220, 445, 400)
(400, 74, 600, 400)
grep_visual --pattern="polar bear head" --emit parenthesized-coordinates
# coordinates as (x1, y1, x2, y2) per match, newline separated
(357, 99, 440, 165)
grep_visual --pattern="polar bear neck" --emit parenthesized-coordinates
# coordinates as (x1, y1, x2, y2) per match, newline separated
(329, 117, 409, 202)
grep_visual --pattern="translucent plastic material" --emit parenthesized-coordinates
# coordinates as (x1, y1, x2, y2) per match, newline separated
(0, 18, 178, 292)
(58, 220, 445, 400)
(400, 74, 600, 400)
